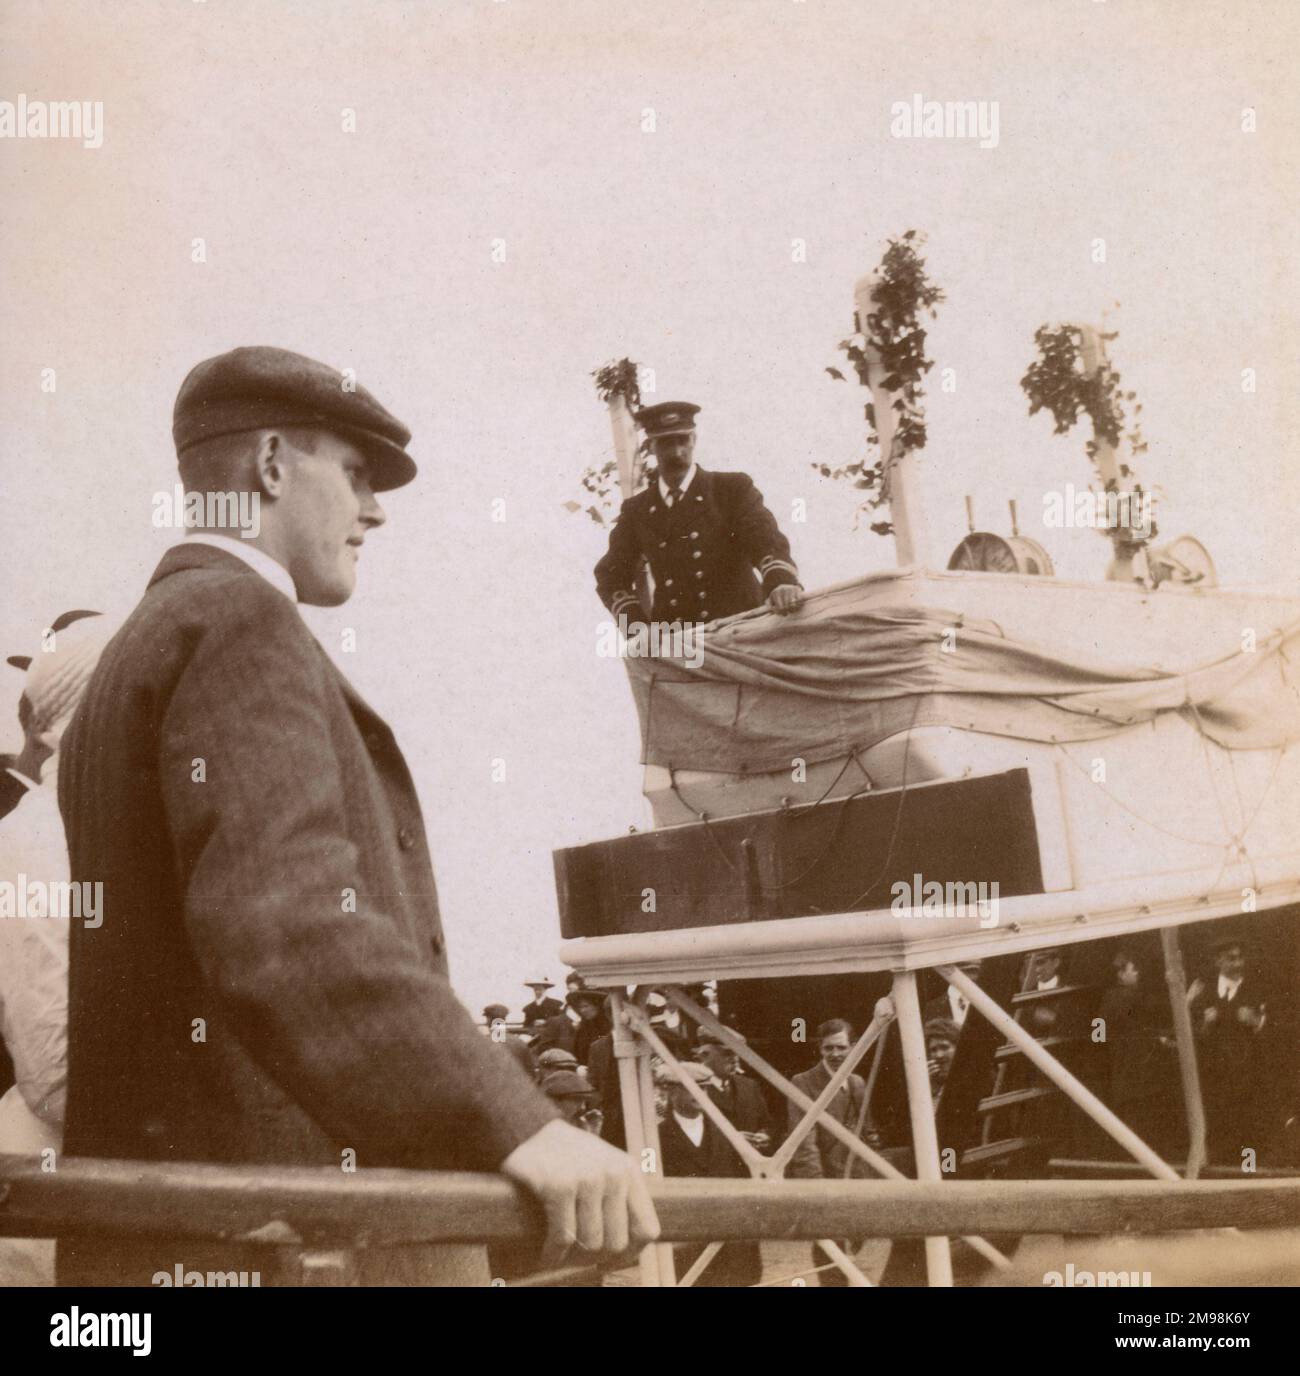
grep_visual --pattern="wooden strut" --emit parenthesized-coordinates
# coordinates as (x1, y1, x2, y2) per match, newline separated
(767, 1006, 890, 1177)
(662, 986, 1013, 1275)
(940, 965, 1181, 1182)
(893, 969, 955, 1286)
(1160, 927, 1208, 1179)
(609, 988, 674, 1285)
(628, 999, 888, 1286)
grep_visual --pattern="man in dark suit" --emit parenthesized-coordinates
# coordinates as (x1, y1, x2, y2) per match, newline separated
(788, 1019, 874, 1286)
(695, 1032, 773, 1159)
(1187, 935, 1270, 1164)
(57, 346, 657, 1285)
(593, 401, 802, 628)
(657, 1064, 762, 1286)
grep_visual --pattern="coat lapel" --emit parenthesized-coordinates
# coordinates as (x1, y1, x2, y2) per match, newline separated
(147, 543, 401, 751)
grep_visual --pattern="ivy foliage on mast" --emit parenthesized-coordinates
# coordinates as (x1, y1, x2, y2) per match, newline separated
(566, 358, 653, 527)
(1020, 319, 1156, 550)
(818, 229, 946, 536)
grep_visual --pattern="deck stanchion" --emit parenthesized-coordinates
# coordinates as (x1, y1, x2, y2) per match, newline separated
(611, 989, 669, 1286)
(893, 970, 955, 1287)
(1160, 928, 1208, 1180)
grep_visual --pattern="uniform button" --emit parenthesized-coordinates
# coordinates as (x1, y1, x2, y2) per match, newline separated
(692, 551, 702, 559)
(398, 826, 417, 851)
(670, 599, 679, 607)
(695, 494, 703, 501)
(664, 578, 673, 586)
(690, 531, 699, 539)
(659, 541, 667, 549)
(701, 612, 710, 620)
(695, 571, 704, 579)
(649, 505, 658, 514)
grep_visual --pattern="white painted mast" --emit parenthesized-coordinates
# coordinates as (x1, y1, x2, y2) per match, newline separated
(607, 391, 642, 501)
(606, 386, 653, 611)
(1075, 323, 1142, 583)
(854, 273, 932, 569)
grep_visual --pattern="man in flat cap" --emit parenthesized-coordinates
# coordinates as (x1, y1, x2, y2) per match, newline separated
(655, 1061, 763, 1286)
(594, 401, 802, 630)
(57, 346, 657, 1285)
(540, 1070, 600, 1132)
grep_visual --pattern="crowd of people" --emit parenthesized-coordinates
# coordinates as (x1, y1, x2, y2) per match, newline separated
(475, 940, 1297, 1284)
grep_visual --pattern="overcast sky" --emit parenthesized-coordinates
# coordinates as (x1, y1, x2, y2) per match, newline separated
(2, 0, 1296, 1016)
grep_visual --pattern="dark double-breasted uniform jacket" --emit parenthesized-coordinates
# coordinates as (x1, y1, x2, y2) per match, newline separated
(594, 467, 800, 626)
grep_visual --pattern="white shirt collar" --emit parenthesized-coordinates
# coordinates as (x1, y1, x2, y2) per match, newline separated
(1037, 974, 1060, 991)
(673, 1109, 705, 1147)
(658, 464, 698, 502)
(184, 532, 298, 605)
(1218, 973, 1243, 1000)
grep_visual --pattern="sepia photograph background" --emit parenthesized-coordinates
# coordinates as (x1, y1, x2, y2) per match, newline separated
(2, 0, 1297, 1017)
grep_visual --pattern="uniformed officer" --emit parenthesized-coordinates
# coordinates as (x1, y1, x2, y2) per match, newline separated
(593, 402, 802, 628)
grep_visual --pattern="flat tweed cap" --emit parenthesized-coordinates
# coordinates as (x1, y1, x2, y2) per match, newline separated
(173, 346, 416, 492)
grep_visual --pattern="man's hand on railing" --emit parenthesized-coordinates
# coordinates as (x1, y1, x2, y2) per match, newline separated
(500, 1120, 660, 1266)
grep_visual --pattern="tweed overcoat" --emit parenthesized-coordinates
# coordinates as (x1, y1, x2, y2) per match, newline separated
(57, 543, 556, 1284)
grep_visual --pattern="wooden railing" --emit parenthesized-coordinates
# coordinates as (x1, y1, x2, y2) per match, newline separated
(3, 1154, 1300, 1245)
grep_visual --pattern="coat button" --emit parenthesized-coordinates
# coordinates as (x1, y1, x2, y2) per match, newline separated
(695, 571, 704, 579)
(398, 826, 417, 851)
(649, 505, 658, 513)
(700, 612, 710, 620)
(670, 599, 679, 607)
(659, 541, 667, 549)
(692, 551, 702, 559)
(664, 578, 673, 587)
(691, 531, 699, 539)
